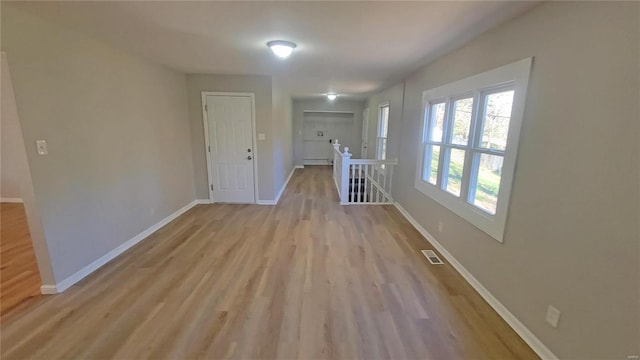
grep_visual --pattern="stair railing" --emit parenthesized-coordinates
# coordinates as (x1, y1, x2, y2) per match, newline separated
(332, 140, 397, 205)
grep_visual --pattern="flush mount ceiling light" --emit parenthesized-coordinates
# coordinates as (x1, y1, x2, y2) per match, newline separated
(327, 93, 338, 100)
(267, 40, 297, 59)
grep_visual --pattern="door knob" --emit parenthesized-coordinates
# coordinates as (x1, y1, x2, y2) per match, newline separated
(247, 155, 253, 160)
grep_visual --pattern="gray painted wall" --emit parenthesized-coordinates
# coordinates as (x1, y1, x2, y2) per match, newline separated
(293, 98, 365, 166)
(186, 74, 275, 201)
(363, 83, 404, 161)
(1, 53, 30, 201)
(272, 79, 294, 197)
(368, 2, 639, 358)
(1, 52, 56, 285)
(1, 5, 196, 284)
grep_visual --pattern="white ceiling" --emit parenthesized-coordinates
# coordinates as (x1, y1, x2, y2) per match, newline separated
(9, 1, 539, 99)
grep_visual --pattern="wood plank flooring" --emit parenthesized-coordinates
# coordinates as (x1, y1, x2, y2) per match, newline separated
(0, 166, 538, 359)
(1, 202, 41, 319)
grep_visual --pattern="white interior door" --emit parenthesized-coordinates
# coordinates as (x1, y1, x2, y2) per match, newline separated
(205, 95, 255, 203)
(361, 108, 369, 158)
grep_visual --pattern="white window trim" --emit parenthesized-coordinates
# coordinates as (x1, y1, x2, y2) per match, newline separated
(414, 58, 532, 242)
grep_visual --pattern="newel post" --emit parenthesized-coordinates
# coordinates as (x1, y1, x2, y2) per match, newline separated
(332, 139, 340, 151)
(340, 147, 351, 205)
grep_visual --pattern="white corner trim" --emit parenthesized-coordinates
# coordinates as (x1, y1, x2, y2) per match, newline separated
(1, 197, 23, 203)
(393, 202, 558, 360)
(40, 200, 200, 294)
(40, 285, 57, 294)
(295, 165, 305, 169)
(257, 167, 296, 206)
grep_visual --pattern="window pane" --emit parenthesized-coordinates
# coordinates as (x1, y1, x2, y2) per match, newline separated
(379, 106, 389, 138)
(429, 103, 446, 142)
(451, 98, 473, 145)
(444, 148, 466, 197)
(377, 137, 387, 160)
(471, 153, 503, 214)
(480, 90, 514, 151)
(423, 145, 440, 185)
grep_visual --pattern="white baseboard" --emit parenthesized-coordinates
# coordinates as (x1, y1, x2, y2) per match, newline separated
(40, 200, 200, 294)
(1, 197, 23, 203)
(303, 160, 330, 166)
(256, 167, 296, 206)
(393, 202, 558, 360)
(295, 165, 304, 169)
(195, 199, 211, 204)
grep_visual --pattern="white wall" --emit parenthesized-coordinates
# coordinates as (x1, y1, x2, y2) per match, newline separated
(186, 74, 276, 201)
(370, 2, 639, 358)
(1, 5, 196, 285)
(293, 98, 365, 166)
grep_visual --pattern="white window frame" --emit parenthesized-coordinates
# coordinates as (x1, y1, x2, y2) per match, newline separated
(376, 103, 390, 165)
(415, 58, 532, 242)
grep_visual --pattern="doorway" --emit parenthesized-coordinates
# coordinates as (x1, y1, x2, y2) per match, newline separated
(303, 111, 355, 165)
(1, 52, 44, 318)
(202, 92, 257, 203)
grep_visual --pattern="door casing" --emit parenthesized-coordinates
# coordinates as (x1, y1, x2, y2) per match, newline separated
(201, 92, 258, 204)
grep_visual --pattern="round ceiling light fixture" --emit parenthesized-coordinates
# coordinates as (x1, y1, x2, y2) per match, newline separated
(327, 93, 338, 100)
(267, 40, 297, 59)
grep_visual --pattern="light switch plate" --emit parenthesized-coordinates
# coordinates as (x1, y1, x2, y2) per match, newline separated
(546, 305, 561, 328)
(258, 133, 266, 141)
(35, 140, 48, 155)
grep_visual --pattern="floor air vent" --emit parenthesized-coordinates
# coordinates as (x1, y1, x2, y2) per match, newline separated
(421, 250, 444, 265)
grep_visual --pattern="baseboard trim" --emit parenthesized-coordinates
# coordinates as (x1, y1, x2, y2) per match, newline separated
(195, 199, 211, 204)
(256, 167, 296, 206)
(295, 165, 304, 169)
(1, 197, 23, 203)
(393, 202, 558, 360)
(40, 285, 57, 294)
(40, 199, 200, 294)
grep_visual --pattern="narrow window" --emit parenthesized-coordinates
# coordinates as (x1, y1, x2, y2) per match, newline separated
(377, 104, 390, 165)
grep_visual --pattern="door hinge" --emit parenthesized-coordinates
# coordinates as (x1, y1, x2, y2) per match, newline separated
(210, 184, 213, 191)
(208, 145, 211, 152)
(204, 104, 208, 112)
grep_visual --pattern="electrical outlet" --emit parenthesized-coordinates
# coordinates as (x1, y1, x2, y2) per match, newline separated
(438, 221, 443, 233)
(35, 140, 48, 155)
(546, 305, 561, 328)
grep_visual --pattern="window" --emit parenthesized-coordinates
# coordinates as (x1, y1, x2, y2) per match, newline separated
(376, 104, 389, 162)
(415, 58, 532, 242)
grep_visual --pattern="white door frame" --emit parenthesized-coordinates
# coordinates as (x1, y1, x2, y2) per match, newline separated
(201, 92, 259, 204)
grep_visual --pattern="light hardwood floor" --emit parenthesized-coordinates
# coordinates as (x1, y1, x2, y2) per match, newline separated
(1, 202, 41, 319)
(0, 166, 538, 359)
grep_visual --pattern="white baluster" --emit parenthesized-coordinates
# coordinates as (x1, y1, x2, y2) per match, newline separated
(365, 164, 370, 203)
(357, 164, 363, 203)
